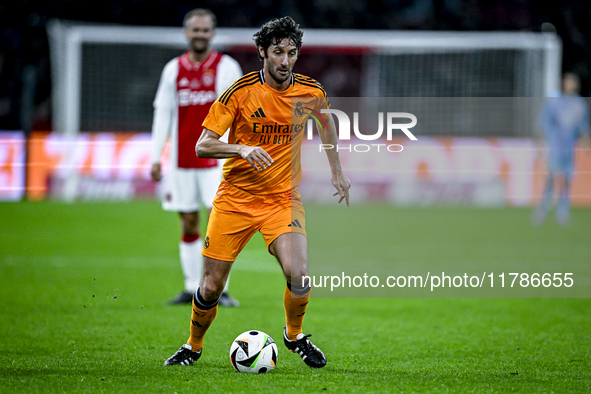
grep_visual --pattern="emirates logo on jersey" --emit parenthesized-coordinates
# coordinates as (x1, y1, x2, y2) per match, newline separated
(178, 90, 217, 106)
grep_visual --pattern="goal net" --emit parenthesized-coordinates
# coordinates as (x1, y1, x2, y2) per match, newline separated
(47, 20, 561, 138)
(42, 20, 566, 204)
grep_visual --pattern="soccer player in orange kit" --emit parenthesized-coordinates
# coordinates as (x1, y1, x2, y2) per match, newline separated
(164, 16, 350, 368)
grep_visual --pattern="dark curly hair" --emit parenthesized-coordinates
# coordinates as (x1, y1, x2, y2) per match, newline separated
(253, 16, 303, 60)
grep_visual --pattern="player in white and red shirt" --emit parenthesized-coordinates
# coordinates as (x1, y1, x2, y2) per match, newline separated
(150, 9, 242, 306)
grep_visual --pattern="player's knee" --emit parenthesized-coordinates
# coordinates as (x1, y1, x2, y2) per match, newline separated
(292, 257, 308, 277)
(200, 280, 224, 301)
(283, 266, 308, 285)
(180, 212, 199, 233)
(182, 226, 199, 237)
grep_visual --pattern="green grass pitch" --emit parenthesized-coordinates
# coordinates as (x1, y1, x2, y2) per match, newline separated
(0, 201, 590, 393)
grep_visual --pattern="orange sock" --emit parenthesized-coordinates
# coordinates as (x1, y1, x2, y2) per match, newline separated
(283, 283, 311, 341)
(187, 291, 218, 352)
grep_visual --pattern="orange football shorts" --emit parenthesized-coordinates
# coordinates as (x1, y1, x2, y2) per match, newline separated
(202, 180, 306, 262)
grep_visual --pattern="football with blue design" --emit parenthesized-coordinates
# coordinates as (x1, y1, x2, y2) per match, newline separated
(229, 330, 278, 373)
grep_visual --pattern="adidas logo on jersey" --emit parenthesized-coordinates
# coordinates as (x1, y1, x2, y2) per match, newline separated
(179, 77, 190, 87)
(250, 108, 267, 118)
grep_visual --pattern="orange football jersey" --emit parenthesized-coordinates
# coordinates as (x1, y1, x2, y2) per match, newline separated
(202, 70, 328, 195)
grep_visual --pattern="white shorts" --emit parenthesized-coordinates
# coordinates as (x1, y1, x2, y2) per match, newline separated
(160, 165, 223, 212)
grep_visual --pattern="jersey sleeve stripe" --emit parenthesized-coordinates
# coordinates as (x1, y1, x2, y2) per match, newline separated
(294, 75, 327, 96)
(218, 72, 262, 104)
(218, 72, 260, 103)
(294, 76, 327, 97)
(296, 79, 326, 94)
(220, 79, 261, 105)
(294, 74, 323, 84)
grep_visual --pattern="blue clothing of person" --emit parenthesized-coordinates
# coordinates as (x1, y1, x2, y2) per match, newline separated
(537, 93, 589, 179)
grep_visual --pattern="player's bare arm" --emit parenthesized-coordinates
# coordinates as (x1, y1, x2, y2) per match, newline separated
(318, 114, 351, 206)
(196, 128, 274, 171)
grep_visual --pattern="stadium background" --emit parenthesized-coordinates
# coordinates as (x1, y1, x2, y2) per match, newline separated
(1, 2, 590, 392)
(1, 0, 591, 205)
(2, 0, 591, 131)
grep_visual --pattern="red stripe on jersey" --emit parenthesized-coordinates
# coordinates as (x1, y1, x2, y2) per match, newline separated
(176, 51, 223, 168)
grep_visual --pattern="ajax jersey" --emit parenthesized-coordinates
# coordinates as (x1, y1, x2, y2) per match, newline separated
(175, 51, 221, 168)
(203, 70, 329, 195)
(151, 50, 242, 169)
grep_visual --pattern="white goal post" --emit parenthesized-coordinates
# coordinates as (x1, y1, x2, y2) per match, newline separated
(42, 20, 563, 203)
(47, 19, 562, 138)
